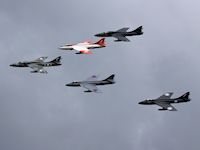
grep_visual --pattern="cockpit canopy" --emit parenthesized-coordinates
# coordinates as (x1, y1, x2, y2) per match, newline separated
(72, 81, 78, 83)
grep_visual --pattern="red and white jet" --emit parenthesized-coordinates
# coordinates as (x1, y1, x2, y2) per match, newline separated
(59, 38, 106, 54)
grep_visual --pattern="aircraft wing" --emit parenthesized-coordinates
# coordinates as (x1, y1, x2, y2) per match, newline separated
(80, 83, 101, 93)
(157, 92, 174, 100)
(34, 57, 48, 63)
(28, 64, 47, 73)
(86, 75, 99, 81)
(113, 34, 130, 42)
(73, 45, 92, 54)
(155, 101, 177, 111)
(116, 27, 129, 32)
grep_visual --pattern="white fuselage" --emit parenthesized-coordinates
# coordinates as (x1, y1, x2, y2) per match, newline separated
(59, 42, 104, 50)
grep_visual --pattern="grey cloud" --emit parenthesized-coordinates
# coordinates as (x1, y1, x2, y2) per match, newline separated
(1, 0, 200, 150)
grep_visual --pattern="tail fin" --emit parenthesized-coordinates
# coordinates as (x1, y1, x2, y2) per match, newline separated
(130, 26, 143, 34)
(178, 92, 190, 99)
(51, 56, 61, 63)
(95, 38, 106, 46)
(104, 74, 115, 82)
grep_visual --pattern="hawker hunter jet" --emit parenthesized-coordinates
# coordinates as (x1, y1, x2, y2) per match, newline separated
(10, 56, 61, 73)
(59, 38, 106, 54)
(138, 92, 190, 111)
(95, 26, 143, 42)
(66, 74, 115, 93)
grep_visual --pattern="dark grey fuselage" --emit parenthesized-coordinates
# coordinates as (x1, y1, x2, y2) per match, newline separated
(95, 31, 143, 37)
(66, 80, 115, 87)
(139, 98, 190, 105)
(10, 61, 61, 68)
(10, 56, 62, 73)
(138, 92, 191, 111)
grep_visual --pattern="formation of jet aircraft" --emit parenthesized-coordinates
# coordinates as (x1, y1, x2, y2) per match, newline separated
(139, 92, 190, 111)
(10, 56, 61, 73)
(66, 74, 115, 93)
(95, 26, 143, 42)
(59, 38, 106, 54)
(10, 25, 191, 111)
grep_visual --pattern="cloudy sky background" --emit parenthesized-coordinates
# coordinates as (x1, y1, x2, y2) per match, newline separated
(0, 0, 200, 150)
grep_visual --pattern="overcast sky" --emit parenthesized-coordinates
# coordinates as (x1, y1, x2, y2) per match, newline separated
(1, 0, 200, 150)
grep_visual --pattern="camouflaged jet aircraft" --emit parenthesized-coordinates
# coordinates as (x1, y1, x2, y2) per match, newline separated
(66, 74, 115, 93)
(95, 26, 143, 42)
(138, 92, 190, 111)
(59, 38, 105, 54)
(10, 56, 61, 73)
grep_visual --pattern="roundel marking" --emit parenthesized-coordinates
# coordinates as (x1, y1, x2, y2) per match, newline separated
(165, 93, 170, 96)
(167, 107, 173, 110)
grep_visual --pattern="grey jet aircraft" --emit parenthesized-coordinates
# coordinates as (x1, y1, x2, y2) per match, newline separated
(66, 74, 115, 93)
(138, 92, 190, 111)
(10, 56, 61, 73)
(95, 26, 143, 42)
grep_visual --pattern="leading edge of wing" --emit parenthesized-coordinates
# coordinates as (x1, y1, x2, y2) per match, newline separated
(116, 27, 129, 32)
(112, 34, 130, 42)
(157, 92, 174, 100)
(28, 64, 47, 73)
(80, 83, 101, 93)
(85, 75, 99, 82)
(155, 101, 177, 111)
(73, 45, 92, 54)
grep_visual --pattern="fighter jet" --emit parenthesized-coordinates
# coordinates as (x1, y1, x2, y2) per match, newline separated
(10, 56, 61, 73)
(138, 92, 190, 111)
(66, 74, 115, 93)
(95, 26, 143, 42)
(59, 38, 106, 54)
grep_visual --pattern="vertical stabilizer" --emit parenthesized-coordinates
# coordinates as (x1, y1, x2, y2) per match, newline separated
(95, 38, 106, 46)
(104, 74, 115, 82)
(50, 56, 61, 63)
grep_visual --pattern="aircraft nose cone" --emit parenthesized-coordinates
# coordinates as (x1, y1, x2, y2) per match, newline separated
(59, 46, 64, 50)
(138, 101, 144, 105)
(10, 64, 15, 67)
(66, 83, 72, 86)
(59, 45, 68, 50)
(95, 33, 100, 37)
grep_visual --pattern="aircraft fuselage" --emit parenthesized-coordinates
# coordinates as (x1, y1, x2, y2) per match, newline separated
(95, 31, 143, 37)
(66, 80, 115, 87)
(59, 43, 105, 50)
(10, 61, 61, 67)
(139, 98, 190, 105)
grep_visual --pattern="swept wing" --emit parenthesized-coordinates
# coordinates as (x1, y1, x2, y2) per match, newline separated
(157, 92, 173, 100)
(113, 34, 130, 41)
(73, 45, 92, 54)
(28, 64, 47, 73)
(34, 57, 48, 62)
(80, 83, 101, 93)
(116, 27, 129, 32)
(86, 75, 99, 81)
(154, 101, 177, 111)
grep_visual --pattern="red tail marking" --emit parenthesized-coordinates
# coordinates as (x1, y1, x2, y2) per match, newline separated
(95, 38, 106, 46)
